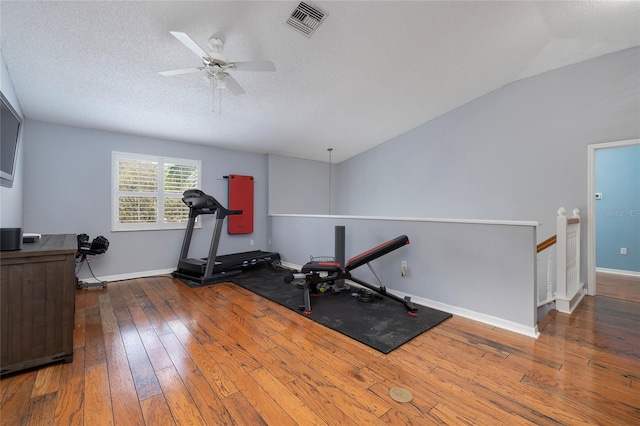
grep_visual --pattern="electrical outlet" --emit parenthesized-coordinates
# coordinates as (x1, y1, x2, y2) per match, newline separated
(250, 240, 254, 246)
(621, 248, 627, 255)
(401, 261, 407, 277)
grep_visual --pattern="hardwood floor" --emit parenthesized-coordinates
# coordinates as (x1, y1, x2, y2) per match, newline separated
(1, 275, 639, 425)
(597, 270, 640, 303)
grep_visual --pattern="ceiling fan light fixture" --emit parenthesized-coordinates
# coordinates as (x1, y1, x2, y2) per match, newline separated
(207, 65, 222, 75)
(160, 30, 272, 111)
(215, 73, 228, 90)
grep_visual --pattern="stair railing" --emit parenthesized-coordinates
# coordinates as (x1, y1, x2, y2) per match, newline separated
(537, 234, 557, 307)
(536, 207, 585, 314)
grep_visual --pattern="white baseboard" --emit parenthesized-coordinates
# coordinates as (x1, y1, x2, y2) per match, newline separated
(78, 268, 175, 284)
(280, 261, 300, 271)
(388, 289, 540, 338)
(596, 267, 640, 278)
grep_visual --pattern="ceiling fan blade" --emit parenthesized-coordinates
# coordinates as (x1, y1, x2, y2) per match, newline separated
(158, 67, 204, 76)
(169, 31, 210, 59)
(232, 61, 276, 72)
(224, 74, 246, 96)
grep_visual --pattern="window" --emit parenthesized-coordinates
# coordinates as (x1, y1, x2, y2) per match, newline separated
(112, 152, 201, 231)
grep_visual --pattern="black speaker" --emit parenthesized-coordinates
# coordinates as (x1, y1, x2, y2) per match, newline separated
(1, 228, 23, 251)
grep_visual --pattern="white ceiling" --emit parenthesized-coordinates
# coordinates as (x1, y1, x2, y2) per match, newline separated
(1, 1, 638, 163)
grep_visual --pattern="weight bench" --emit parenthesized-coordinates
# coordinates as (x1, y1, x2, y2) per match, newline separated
(298, 235, 417, 316)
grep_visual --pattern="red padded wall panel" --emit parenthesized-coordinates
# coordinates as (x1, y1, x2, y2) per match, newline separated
(227, 174, 254, 234)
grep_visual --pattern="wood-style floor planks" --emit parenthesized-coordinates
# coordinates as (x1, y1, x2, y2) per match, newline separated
(72, 290, 86, 350)
(597, 270, 640, 303)
(103, 331, 145, 426)
(1, 276, 639, 425)
(139, 394, 175, 426)
(52, 347, 84, 425)
(369, 381, 436, 425)
(248, 366, 327, 425)
(0, 370, 37, 425)
(164, 319, 239, 398)
(25, 391, 57, 425)
(155, 366, 207, 426)
(157, 333, 236, 425)
(285, 376, 363, 426)
(119, 326, 163, 402)
(220, 391, 267, 426)
(137, 328, 174, 372)
(31, 364, 62, 398)
(83, 364, 113, 426)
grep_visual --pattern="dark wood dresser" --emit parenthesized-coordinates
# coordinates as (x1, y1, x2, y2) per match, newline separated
(1, 234, 77, 375)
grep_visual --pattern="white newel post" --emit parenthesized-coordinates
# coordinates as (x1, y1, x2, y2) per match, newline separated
(556, 208, 568, 301)
(555, 208, 585, 314)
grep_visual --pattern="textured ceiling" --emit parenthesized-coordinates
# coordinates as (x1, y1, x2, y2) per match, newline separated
(1, 1, 638, 163)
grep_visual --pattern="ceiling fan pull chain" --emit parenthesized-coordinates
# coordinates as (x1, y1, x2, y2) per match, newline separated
(212, 76, 216, 113)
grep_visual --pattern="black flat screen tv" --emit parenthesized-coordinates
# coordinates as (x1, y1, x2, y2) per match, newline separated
(1, 91, 22, 188)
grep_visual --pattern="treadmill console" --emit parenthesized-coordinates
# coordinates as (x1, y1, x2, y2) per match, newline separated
(182, 189, 219, 213)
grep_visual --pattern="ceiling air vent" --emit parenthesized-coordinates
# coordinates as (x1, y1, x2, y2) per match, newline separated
(286, 2, 326, 37)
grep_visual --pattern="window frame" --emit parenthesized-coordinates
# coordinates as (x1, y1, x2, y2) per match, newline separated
(111, 151, 202, 232)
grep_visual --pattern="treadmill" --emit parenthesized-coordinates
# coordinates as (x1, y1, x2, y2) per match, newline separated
(172, 189, 280, 286)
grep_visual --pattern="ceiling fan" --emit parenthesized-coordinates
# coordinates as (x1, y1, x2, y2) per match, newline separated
(159, 31, 275, 96)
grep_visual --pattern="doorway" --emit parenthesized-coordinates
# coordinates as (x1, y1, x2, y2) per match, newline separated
(587, 138, 640, 296)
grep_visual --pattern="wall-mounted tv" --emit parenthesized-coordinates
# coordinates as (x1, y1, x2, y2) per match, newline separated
(1, 91, 22, 188)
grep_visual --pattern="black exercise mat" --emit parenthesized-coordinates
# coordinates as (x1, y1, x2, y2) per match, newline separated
(229, 266, 452, 354)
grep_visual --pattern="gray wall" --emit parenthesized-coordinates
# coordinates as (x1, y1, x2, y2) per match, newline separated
(335, 47, 640, 284)
(268, 154, 338, 214)
(23, 120, 269, 279)
(0, 52, 24, 228)
(271, 215, 538, 335)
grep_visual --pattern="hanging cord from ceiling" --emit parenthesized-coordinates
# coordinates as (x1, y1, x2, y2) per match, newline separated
(328, 147, 333, 214)
(211, 74, 224, 114)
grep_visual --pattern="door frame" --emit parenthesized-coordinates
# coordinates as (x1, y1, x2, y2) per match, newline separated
(587, 138, 640, 295)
